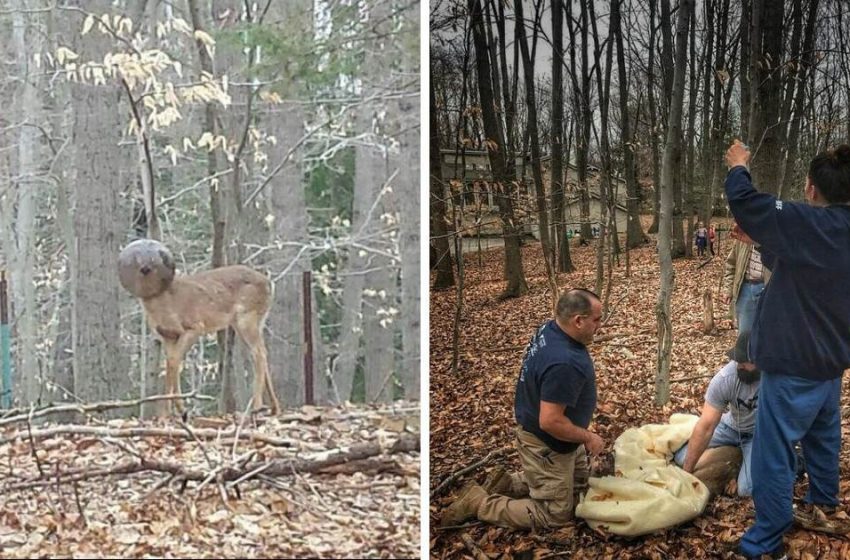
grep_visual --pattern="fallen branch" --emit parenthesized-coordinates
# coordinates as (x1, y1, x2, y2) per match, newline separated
(430, 447, 508, 498)
(460, 532, 490, 560)
(0, 392, 214, 428)
(5, 433, 419, 490)
(669, 374, 714, 384)
(0, 424, 295, 448)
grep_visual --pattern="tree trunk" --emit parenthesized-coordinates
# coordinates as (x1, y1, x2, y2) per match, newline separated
(515, 0, 557, 305)
(747, 0, 785, 195)
(187, 0, 234, 414)
(551, 0, 574, 272)
(70, 6, 131, 406)
(779, 0, 818, 199)
(656, 0, 693, 407)
(430, 83, 455, 289)
(11, 7, 43, 405)
(577, 0, 593, 242)
(398, 100, 421, 400)
(468, 0, 527, 298)
(614, 0, 646, 249)
(647, 0, 661, 234)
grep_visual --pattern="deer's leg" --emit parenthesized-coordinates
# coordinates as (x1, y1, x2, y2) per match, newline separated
(163, 332, 199, 414)
(235, 315, 280, 415)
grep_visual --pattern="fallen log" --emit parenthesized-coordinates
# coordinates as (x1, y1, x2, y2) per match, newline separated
(0, 424, 295, 448)
(4, 433, 419, 490)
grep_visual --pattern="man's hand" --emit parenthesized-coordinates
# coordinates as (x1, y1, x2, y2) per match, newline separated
(725, 139, 751, 170)
(731, 223, 755, 245)
(584, 431, 604, 456)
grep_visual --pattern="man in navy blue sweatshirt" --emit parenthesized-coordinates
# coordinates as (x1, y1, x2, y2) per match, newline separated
(724, 140, 850, 559)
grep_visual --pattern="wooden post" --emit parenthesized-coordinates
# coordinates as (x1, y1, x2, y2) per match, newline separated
(303, 270, 314, 405)
(0, 271, 11, 408)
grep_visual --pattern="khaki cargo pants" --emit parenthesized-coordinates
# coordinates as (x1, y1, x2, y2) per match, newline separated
(477, 427, 589, 530)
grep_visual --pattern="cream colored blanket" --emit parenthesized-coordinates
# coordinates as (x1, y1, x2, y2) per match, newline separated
(575, 413, 710, 536)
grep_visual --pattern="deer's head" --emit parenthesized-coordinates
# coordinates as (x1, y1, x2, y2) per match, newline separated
(118, 239, 176, 299)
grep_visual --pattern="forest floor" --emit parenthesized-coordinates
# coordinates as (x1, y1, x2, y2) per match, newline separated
(429, 220, 850, 560)
(0, 402, 420, 558)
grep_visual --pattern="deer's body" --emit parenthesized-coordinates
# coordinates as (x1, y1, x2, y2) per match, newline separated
(145, 265, 280, 415)
(119, 240, 281, 415)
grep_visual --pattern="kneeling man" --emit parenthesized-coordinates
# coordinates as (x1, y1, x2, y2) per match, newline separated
(441, 289, 605, 529)
(674, 332, 759, 496)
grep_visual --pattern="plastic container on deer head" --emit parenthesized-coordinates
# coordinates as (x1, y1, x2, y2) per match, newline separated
(118, 239, 176, 299)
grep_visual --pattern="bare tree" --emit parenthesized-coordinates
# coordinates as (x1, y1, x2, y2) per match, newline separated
(656, 0, 693, 407)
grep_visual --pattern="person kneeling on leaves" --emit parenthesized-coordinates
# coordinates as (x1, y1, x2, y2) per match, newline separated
(673, 331, 804, 497)
(441, 289, 604, 530)
(673, 332, 761, 497)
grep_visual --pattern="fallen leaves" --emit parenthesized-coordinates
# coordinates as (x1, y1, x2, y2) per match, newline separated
(1, 403, 420, 558)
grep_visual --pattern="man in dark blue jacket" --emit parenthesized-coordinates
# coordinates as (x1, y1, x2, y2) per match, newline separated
(724, 140, 850, 559)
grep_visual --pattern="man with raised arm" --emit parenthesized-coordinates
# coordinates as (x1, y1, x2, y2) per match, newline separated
(441, 289, 604, 529)
(724, 141, 850, 559)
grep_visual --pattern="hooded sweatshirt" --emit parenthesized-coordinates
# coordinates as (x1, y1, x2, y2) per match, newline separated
(725, 165, 850, 380)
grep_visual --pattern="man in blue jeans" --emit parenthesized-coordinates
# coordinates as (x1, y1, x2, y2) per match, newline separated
(725, 140, 850, 559)
(722, 229, 770, 336)
(674, 332, 759, 497)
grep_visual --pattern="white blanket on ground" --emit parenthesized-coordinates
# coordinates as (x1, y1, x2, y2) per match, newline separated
(575, 413, 710, 536)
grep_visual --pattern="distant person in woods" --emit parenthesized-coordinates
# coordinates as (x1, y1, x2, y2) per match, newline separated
(722, 222, 771, 336)
(725, 140, 850, 559)
(673, 332, 761, 497)
(708, 223, 717, 256)
(695, 222, 708, 257)
(441, 289, 604, 530)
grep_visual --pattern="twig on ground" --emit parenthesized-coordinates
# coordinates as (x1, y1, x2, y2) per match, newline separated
(72, 481, 88, 528)
(430, 447, 508, 498)
(25, 407, 45, 478)
(460, 532, 490, 560)
(0, 392, 214, 428)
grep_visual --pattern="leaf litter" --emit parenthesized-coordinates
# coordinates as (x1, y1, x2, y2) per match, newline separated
(0, 402, 420, 558)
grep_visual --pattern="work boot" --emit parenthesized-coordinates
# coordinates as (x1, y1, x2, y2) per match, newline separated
(440, 484, 487, 527)
(482, 466, 513, 496)
(793, 503, 850, 535)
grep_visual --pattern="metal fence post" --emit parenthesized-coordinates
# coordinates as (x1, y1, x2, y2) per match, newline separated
(0, 271, 12, 408)
(302, 270, 314, 405)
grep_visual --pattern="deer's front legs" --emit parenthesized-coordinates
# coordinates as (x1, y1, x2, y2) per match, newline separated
(162, 331, 200, 415)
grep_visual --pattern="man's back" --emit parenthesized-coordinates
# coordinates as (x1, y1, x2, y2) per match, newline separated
(726, 167, 850, 379)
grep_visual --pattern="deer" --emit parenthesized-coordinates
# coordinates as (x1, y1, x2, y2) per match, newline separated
(118, 239, 281, 415)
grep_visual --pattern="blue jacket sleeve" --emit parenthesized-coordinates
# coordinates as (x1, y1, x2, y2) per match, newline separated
(725, 166, 838, 268)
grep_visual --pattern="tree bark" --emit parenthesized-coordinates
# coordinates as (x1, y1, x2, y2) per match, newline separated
(70, 2, 131, 407)
(656, 0, 693, 407)
(614, 0, 646, 249)
(430, 81, 455, 289)
(11, 6, 43, 405)
(468, 0, 527, 298)
(551, 0, 574, 272)
(515, 0, 558, 306)
(746, 0, 785, 195)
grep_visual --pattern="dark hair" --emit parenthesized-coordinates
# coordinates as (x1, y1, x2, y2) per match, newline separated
(808, 145, 850, 204)
(555, 288, 600, 322)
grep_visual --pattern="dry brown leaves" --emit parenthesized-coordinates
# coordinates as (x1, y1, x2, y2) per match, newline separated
(0, 403, 420, 558)
(430, 224, 850, 559)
